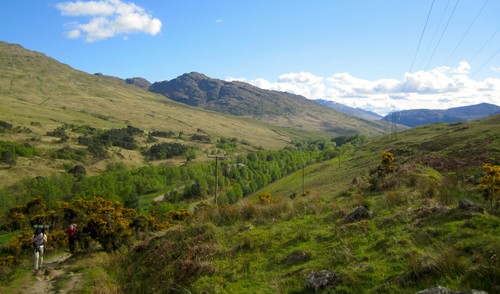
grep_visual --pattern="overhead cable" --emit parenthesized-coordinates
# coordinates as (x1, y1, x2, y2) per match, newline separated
(469, 26, 500, 63)
(444, 0, 489, 65)
(425, 0, 460, 70)
(418, 0, 453, 70)
(471, 48, 500, 77)
(408, 0, 436, 74)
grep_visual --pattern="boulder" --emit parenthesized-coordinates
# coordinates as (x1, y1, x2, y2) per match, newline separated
(345, 206, 372, 222)
(457, 199, 484, 213)
(306, 270, 341, 292)
(415, 285, 488, 294)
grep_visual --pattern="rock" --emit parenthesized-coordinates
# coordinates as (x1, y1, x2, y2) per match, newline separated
(414, 199, 449, 218)
(457, 199, 484, 213)
(345, 206, 372, 222)
(415, 285, 488, 294)
(306, 270, 341, 292)
(44, 267, 53, 276)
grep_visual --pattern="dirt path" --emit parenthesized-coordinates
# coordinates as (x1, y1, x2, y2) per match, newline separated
(9, 252, 85, 294)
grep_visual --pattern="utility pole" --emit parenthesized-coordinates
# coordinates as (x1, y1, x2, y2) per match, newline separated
(302, 164, 305, 195)
(208, 154, 226, 205)
(390, 110, 400, 140)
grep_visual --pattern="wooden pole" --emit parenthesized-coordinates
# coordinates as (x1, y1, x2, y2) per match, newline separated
(208, 154, 226, 205)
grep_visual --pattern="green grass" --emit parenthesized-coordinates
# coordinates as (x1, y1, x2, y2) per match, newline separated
(113, 116, 500, 293)
(1, 41, 500, 293)
(0, 232, 16, 245)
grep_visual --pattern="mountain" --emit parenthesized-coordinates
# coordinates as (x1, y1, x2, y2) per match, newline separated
(149, 72, 387, 135)
(314, 98, 382, 120)
(149, 72, 310, 116)
(125, 77, 151, 90)
(0, 41, 332, 150)
(442, 103, 500, 120)
(381, 103, 500, 127)
(0, 41, 389, 184)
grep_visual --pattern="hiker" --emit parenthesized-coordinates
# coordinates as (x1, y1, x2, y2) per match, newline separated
(31, 228, 47, 271)
(65, 224, 79, 254)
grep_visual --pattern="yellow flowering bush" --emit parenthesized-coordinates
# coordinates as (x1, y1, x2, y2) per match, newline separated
(259, 192, 272, 204)
(479, 163, 500, 209)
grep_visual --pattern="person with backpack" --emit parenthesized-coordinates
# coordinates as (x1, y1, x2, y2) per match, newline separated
(31, 228, 47, 271)
(65, 224, 78, 254)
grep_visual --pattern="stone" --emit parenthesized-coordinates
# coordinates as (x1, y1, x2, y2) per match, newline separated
(457, 199, 484, 213)
(345, 206, 372, 222)
(415, 285, 488, 294)
(306, 270, 341, 292)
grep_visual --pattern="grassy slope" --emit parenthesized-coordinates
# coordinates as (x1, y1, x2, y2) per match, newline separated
(0, 42, 298, 147)
(116, 116, 500, 293)
(0, 42, 390, 187)
(0, 42, 343, 186)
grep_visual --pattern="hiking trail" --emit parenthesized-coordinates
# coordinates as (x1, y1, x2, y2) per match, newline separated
(11, 252, 85, 294)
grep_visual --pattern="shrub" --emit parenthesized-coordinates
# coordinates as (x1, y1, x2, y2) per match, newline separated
(259, 192, 271, 204)
(69, 197, 137, 252)
(479, 163, 500, 209)
(0, 121, 13, 133)
(145, 142, 189, 161)
(378, 151, 395, 176)
(8, 230, 33, 254)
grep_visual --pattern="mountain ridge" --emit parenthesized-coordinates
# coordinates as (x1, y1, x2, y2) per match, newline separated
(148, 71, 387, 135)
(314, 98, 382, 121)
(0, 41, 386, 139)
(381, 103, 500, 127)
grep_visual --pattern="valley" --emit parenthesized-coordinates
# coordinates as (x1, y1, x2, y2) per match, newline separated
(0, 41, 499, 293)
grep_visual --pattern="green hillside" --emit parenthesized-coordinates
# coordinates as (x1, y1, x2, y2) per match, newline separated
(0, 41, 299, 147)
(108, 116, 499, 293)
(3, 116, 495, 293)
(0, 40, 498, 293)
(0, 42, 388, 186)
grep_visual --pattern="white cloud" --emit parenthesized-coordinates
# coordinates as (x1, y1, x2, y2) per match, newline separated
(491, 66, 500, 73)
(278, 72, 323, 84)
(228, 62, 500, 116)
(454, 61, 471, 74)
(215, 19, 224, 24)
(56, 0, 162, 42)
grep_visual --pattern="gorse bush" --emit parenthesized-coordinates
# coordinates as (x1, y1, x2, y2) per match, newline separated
(3, 197, 149, 256)
(479, 163, 500, 209)
(378, 151, 395, 175)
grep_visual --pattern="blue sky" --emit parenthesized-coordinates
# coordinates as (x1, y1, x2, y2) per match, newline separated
(1, 0, 499, 115)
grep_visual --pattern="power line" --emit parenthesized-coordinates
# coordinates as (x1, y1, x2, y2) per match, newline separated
(409, 0, 436, 74)
(425, 0, 460, 70)
(444, 0, 489, 65)
(469, 25, 500, 63)
(418, 0, 453, 70)
(471, 48, 500, 77)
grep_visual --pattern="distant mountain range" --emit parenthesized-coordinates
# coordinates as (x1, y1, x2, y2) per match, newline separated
(117, 73, 499, 129)
(314, 99, 382, 121)
(381, 103, 500, 127)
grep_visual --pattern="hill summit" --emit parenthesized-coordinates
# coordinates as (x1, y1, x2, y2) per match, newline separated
(149, 72, 386, 135)
(149, 72, 313, 116)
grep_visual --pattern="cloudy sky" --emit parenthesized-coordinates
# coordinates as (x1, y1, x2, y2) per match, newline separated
(1, 0, 499, 115)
